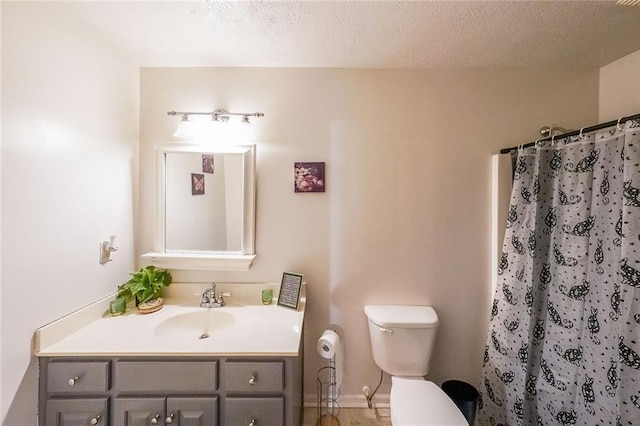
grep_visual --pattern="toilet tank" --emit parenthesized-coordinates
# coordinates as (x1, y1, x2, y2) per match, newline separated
(364, 305, 439, 377)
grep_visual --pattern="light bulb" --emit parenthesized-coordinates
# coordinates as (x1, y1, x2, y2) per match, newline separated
(173, 115, 196, 139)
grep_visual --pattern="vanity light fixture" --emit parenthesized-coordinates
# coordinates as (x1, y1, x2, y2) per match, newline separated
(100, 235, 119, 265)
(167, 109, 264, 140)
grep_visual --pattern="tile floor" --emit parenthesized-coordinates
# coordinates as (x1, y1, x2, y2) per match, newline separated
(303, 407, 392, 426)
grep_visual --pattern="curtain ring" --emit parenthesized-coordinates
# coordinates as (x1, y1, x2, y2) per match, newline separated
(535, 138, 542, 147)
(579, 127, 585, 139)
(617, 117, 624, 131)
(551, 134, 556, 147)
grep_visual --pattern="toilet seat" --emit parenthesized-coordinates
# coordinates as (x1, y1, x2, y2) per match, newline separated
(390, 377, 468, 426)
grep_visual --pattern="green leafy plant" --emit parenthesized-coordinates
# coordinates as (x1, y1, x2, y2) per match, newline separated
(117, 266, 173, 304)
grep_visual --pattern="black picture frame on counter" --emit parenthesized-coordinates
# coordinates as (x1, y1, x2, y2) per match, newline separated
(277, 272, 304, 310)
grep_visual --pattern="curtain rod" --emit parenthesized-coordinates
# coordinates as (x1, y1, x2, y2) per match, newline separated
(499, 112, 640, 154)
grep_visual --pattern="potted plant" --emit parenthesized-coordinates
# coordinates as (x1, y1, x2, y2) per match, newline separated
(116, 266, 173, 314)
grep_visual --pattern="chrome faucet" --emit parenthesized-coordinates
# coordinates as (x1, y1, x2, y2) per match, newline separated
(200, 282, 225, 308)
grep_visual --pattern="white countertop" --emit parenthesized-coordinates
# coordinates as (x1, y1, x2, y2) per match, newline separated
(35, 283, 305, 357)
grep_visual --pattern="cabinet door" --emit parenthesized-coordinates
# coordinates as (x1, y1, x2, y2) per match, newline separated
(166, 397, 218, 426)
(113, 398, 165, 426)
(45, 398, 107, 426)
(224, 397, 283, 426)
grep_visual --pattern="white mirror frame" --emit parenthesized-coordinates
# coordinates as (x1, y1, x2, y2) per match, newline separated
(141, 143, 256, 271)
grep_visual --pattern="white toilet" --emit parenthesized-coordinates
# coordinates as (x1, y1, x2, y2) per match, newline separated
(364, 305, 468, 426)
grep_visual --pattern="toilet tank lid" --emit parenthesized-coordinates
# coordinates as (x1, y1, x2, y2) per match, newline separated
(364, 305, 439, 328)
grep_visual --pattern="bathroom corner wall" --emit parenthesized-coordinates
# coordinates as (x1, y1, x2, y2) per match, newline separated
(1, 3, 138, 424)
(139, 67, 599, 405)
(599, 49, 640, 122)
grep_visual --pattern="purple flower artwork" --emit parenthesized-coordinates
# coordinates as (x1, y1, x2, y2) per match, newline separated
(294, 162, 325, 193)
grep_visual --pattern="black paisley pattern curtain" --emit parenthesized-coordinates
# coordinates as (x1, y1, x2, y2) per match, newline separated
(478, 119, 640, 426)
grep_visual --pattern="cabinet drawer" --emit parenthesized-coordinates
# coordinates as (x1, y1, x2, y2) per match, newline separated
(47, 361, 109, 394)
(115, 360, 217, 393)
(224, 397, 284, 426)
(224, 361, 284, 392)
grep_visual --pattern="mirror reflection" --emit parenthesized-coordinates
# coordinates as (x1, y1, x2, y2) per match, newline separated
(165, 152, 243, 252)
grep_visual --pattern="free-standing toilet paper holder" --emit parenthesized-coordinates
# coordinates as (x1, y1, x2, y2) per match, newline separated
(316, 359, 340, 425)
(316, 329, 342, 426)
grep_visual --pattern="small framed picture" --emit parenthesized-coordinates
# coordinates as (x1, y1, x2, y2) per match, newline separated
(202, 154, 214, 174)
(277, 272, 304, 310)
(191, 173, 205, 195)
(294, 162, 325, 193)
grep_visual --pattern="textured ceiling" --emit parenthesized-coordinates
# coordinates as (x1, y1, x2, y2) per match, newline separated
(64, 1, 640, 68)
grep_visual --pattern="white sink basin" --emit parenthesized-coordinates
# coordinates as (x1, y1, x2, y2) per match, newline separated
(154, 311, 235, 341)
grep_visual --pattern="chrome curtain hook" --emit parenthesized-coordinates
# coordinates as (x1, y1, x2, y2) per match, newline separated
(551, 134, 556, 147)
(579, 127, 585, 139)
(617, 117, 624, 131)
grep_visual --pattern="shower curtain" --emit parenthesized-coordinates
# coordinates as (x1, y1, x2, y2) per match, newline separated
(478, 118, 640, 426)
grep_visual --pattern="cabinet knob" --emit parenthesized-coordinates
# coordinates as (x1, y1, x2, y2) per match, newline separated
(150, 414, 160, 424)
(67, 376, 79, 386)
(249, 375, 257, 385)
(166, 413, 175, 424)
(249, 419, 256, 426)
(90, 414, 101, 425)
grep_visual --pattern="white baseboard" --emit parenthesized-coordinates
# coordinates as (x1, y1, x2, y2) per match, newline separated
(304, 393, 390, 408)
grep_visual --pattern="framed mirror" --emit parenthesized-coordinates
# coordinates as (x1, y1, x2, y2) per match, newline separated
(141, 144, 256, 270)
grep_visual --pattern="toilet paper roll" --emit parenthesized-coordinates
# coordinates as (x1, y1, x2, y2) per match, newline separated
(317, 329, 340, 359)
(317, 329, 344, 391)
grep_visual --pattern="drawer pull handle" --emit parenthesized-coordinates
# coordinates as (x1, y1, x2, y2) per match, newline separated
(90, 414, 101, 425)
(249, 375, 257, 385)
(165, 413, 175, 424)
(68, 376, 79, 386)
(150, 414, 160, 424)
(249, 419, 256, 426)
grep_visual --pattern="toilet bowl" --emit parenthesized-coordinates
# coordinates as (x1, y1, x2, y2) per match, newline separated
(364, 305, 468, 426)
(390, 377, 468, 425)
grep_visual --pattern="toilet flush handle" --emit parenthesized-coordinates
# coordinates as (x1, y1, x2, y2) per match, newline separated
(379, 327, 393, 335)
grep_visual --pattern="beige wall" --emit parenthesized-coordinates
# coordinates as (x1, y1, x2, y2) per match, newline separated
(599, 49, 640, 122)
(1, 3, 138, 424)
(140, 67, 599, 404)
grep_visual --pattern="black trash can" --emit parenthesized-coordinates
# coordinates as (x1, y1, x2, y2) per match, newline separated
(441, 380, 479, 425)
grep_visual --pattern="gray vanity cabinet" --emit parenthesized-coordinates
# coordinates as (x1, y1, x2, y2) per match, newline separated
(39, 355, 302, 426)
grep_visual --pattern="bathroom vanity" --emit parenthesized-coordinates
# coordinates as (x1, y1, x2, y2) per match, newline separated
(35, 284, 305, 426)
